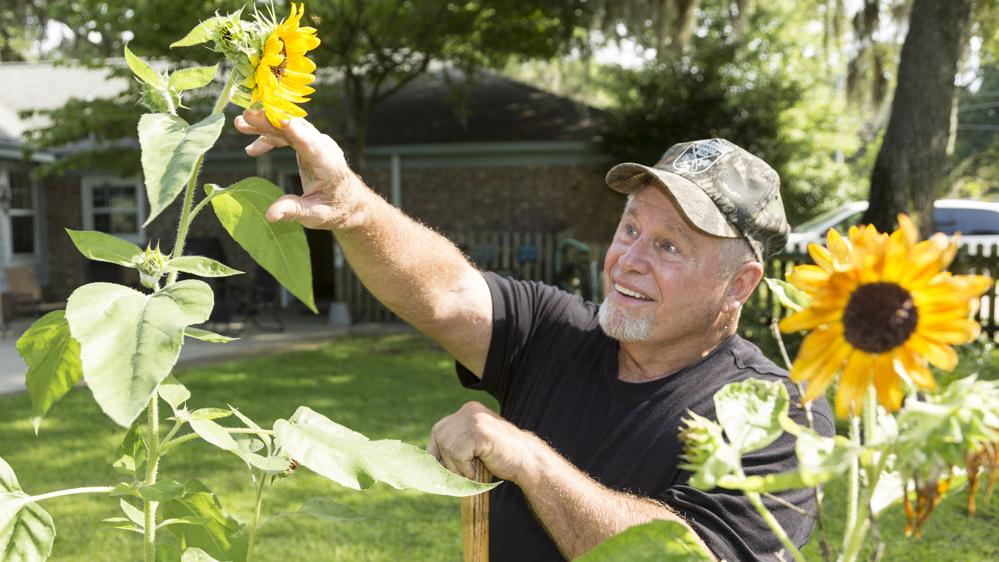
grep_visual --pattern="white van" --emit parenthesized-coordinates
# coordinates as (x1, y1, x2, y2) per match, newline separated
(786, 199, 999, 256)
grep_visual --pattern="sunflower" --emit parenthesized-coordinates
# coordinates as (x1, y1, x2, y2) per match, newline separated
(780, 215, 992, 418)
(250, 3, 320, 128)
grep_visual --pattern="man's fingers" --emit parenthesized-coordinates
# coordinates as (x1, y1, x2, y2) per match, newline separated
(266, 194, 309, 223)
(245, 136, 276, 157)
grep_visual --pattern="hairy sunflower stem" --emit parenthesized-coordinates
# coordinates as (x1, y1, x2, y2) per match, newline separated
(246, 472, 268, 562)
(143, 397, 162, 562)
(745, 491, 807, 562)
(166, 71, 237, 286)
(841, 414, 862, 559)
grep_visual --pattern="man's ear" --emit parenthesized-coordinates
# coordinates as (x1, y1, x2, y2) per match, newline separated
(722, 261, 764, 313)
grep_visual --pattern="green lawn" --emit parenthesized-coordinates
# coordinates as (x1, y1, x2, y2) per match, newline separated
(1, 332, 996, 561)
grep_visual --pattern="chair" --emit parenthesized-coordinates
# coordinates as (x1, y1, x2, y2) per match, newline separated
(3, 265, 64, 319)
(236, 267, 285, 332)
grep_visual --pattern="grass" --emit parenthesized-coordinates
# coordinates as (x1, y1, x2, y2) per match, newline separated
(1, 332, 496, 562)
(1, 331, 997, 561)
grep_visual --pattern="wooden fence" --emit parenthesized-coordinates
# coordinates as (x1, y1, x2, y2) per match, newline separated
(335, 235, 998, 340)
(335, 231, 559, 323)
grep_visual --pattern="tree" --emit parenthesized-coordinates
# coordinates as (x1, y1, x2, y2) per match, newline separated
(306, 0, 580, 167)
(863, 0, 976, 233)
(21, 1, 583, 171)
(0, 0, 48, 61)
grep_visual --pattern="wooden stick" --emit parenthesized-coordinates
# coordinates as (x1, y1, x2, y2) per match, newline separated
(462, 460, 491, 562)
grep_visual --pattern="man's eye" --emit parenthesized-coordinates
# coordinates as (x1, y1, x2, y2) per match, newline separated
(660, 240, 679, 254)
(624, 224, 638, 237)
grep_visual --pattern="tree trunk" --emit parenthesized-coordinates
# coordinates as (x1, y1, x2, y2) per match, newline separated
(863, 0, 974, 235)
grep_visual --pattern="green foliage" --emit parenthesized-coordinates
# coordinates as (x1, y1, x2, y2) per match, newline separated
(764, 278, 812, 313)
(160, 481, 248, 562)
(139, 112, 226, 226)
(65, 229, 144, 267)
(575, 520, 714, 562)
(208, 177, 317, 313)
(274, 406, 497, 497)
(714, 379, 790, 453)
(0, 456, 56, 562)
(167, 256, 242, 278)
(65, 281, 214, 427)
(15, 310, 83, 433)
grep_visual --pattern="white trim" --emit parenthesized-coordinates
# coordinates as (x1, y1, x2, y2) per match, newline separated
(80, 175, 147, 245)
(0, 147, 54, 163)
(0, 164, 42, 268)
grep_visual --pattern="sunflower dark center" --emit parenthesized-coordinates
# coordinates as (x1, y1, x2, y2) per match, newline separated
(270, 42, 287, 80)
(842, 282, 918, 353)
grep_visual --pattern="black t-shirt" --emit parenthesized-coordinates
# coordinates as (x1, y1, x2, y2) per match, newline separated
(455, 273, 835, 562)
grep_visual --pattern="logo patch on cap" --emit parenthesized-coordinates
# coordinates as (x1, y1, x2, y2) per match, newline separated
(671, 139, 729, 174)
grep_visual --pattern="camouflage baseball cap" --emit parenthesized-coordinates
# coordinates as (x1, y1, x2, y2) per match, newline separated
(605, 138, 790, 261)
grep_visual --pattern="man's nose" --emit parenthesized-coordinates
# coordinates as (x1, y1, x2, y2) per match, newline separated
(617, 239, 651, 274)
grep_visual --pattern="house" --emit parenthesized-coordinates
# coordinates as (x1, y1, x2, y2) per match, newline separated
(0, 60, 622, 319)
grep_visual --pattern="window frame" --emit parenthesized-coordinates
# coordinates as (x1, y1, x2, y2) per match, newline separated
(80, 175, 147, 245)
(0, 163, 42, 265)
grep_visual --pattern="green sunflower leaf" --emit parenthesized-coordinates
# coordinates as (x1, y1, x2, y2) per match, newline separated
(765, 277, 812, 313)
(65, 281, 214, 427)
(139, 112, 225, 227)
(208, 177, 316, 313)
(16, 310, 83, 433)
(713, 379, 789, 453)
(160, 480, 248, 562)
(124, 44, 165, 88)
(167, 256, 243, 278)
(65, 229, 144, 267)
(171, 16, 227, 48)
(0, 456, 56, 562)
(273, 406, 497, 496)
(169, 65, 218, 92)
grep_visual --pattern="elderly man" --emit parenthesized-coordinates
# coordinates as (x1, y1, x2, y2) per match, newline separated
(235, 111, 835, 561)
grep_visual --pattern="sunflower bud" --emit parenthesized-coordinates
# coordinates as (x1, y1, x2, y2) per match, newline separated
(679, 412, 726, 469)
(133, 243, 169, 289)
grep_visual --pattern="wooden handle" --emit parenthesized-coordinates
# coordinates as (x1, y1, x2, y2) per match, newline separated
(461, 460, 491, 562)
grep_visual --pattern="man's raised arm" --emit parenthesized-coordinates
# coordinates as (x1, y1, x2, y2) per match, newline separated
(234, 110, 492, 376)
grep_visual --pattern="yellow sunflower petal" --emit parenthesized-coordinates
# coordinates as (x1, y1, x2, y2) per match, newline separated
(873, 354, 905, 412)
(779, 306, 842, 333)
(809, 243, 835, 272)
(898, 345, 936, 391)
(796, 338, 853, 403)
(827, 229, 851, 262)
(835, 351, 871, 418)
(905, 332, 959, 371)
(917, 318, 981, 344)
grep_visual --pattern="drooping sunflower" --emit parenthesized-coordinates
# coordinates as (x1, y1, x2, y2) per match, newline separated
(251, 3, 320, 128)
(780, 215, 992, 418)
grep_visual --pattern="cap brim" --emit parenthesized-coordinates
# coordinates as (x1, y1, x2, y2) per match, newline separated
(606, 163, 738, 238)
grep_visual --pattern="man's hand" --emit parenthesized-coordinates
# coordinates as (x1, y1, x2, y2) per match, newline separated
(234, 110, 364, 230)
(427, 402, 542, 483)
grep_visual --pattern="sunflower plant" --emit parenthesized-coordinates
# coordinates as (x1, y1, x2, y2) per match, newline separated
(579, 216, 996, 562)
(0, 6, 494, 562)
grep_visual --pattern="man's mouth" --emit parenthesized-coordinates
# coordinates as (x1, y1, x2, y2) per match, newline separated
(614, 283, 653, 301)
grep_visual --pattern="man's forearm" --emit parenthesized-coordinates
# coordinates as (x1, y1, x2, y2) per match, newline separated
(518, 439, 716, 560)
(330, 174, 490, 372)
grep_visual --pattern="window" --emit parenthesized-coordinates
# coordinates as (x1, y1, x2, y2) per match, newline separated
(82, 177, 146, 244)
(1, 166, 39, 262)
(933, 207, 999, 235)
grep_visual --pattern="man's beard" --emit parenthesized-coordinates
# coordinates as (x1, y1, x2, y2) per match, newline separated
(598, 300, 652, 342)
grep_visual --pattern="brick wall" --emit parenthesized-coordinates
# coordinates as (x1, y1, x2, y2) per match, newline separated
(43, 171, 257, 299)
(358, 163, 624, 242)
(42, 163, 625, 300)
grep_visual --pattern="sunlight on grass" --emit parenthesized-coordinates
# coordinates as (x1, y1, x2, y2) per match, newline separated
(2, 332, 996, 561)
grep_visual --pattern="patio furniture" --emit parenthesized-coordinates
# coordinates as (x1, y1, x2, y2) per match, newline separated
(3, 265, 64, 319)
